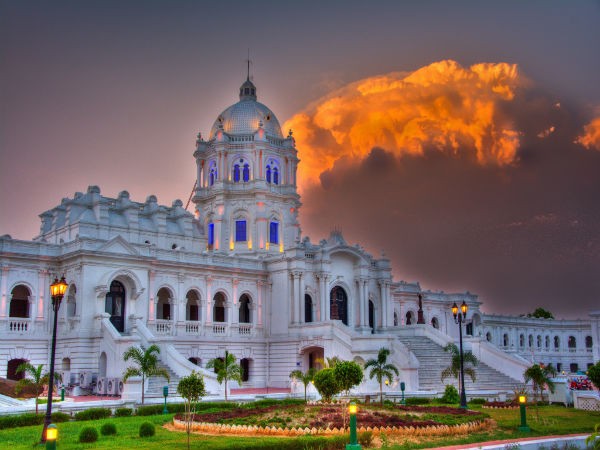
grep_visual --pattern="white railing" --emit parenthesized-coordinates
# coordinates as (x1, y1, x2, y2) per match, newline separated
(185, 322, 199, 334)
(238, 325, 251, 335)
(155, 320, 172, 335)
(212, 324, 226, 335)
(8, 319, 31, 333)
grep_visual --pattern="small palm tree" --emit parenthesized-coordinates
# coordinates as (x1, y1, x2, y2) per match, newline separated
(364, 348, 399, 406)
(206, 350, 243, 401)
(441, 343, 478, 388)
(524, 363, 556, 418)
(289, 368, 316, 401)
(15, 363, 61, 414)
(122, 345, 170, 406)
(314, 356, 340, 369)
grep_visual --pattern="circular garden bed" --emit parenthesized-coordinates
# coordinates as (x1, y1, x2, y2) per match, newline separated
(173, 403, 491, 437)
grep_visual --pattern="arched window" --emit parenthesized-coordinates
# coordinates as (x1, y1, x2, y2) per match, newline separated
(213, 292, 226, 323)
(188, 357, 200, 365)
(586, 336, 593, 348)
(554, 336, 560, 349)
(486, 332, 492, 342)
(519, 334, 525, 347)
(503, 333, 509, 347)
(156, 288, 172, 320)
(466, 322, 473, 336)
(545, 336, 550, 348)
(209, 169, 216, 186)
(273, 168, 279, 185)
(6, 359, 27, 381)
(233, 164, 240, 182)
(431, 317, 439, 329)
(9, 285, 30, 318)
(239, 294, 251, 324)
(266, 165, 271, 183)
(212, 357, 224, 374)
(537, 335, 541, 348)
(62, 357, 71, 371)
(368, 300, 375, 333)
(568, 336, 576, 349)
(240, 358, 250, 382)
(186, 290, 200, 321)
(99, 352, 107, 378)
(330, 286, 348, 325)
(556, 362, 562, 372)
(393, 312, 398, 327)
(66, 284, 77, 318)
(243, 164, 250, 182)
(570, 363, 578, 373)
(406, 311, 413, 325)
(105, 280, 125, 332)
(304, 294, 313, 323)
(528, 334, 533, 347)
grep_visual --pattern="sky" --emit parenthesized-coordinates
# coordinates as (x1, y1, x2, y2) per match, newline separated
(1, 1, 599, 318)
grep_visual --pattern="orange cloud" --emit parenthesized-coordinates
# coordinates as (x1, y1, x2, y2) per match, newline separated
(576, 117, 600, 150)
(284, 60, 526, 189)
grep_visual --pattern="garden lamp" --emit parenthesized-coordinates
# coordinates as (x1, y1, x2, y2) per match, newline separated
(400, 381, 406, 405)
(346, 402, 361, 450)
(518, 394, 531, 432)
(45, 424, 57, 450)
(163, 385, 169, 414)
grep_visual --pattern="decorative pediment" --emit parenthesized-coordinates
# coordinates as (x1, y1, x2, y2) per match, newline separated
(96, 235, 139, 256)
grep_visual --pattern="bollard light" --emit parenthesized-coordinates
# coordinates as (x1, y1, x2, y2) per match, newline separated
(45, 424, 57, 450)
(163, 385, 169, 414)
(346, 402, 361, 450)
(518, 394, 531, 432)
(60, 386, 65, 402)
(400, 382, 406, 405)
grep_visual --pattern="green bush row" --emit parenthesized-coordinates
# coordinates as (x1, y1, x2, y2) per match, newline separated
(0, 411, 69, 430)
(202, 432, 372, 450)
(74, 407, 112, 421)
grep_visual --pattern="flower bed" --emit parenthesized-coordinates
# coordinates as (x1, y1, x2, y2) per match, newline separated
(482, 401, 519, 409)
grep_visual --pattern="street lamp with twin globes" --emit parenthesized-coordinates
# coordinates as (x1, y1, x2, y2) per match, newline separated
(452, 300, 469, 409)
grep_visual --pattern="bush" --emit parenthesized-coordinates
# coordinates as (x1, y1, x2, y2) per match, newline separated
(313, 368, 340, 402)
(74, 407, 112, 421)
(333, 361, 364, 394)
(0, 413, 43, 430)
(79, 426, 99, 443)
(588, 362, 600, 390)
(51, 411, 71, 422)
(440, 385, 460, 404)
(469, 398, 487, 405)
(114, 407, 132, 417)
(358, 431, 373, 446)
(139, 421, 155, 437)
(101, 422, 117, 435)
(241, 398, 305, 409)
(405, 397, 431, 405)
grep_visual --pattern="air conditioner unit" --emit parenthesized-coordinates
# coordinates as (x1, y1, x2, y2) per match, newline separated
(95, 377, 107, 395)
(117, 379, 125, 396)
(106, 378, 119, 396)
(80, 372, 93, 389)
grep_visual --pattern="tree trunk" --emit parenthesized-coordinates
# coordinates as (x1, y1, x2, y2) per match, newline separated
(225, 379, 228, 401)
(380, 381, 383, 406)
(142, 375, 145, 406)
(304, 384, 307, 402)
(36, 397, 39, 414)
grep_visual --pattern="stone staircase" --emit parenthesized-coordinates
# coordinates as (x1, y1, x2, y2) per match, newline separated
(145, 362, 180, 398)
(397, 335, 522, 393)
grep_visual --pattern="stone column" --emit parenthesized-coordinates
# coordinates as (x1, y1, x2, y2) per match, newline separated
(205, 277, 212, 325)
(358, 279, 365, 327)
(299, 272, 305, 323)
(317, 274, 324, 321)
(362, 280, 369, 328)
(37, 268, 48, 321)
(232, 279, 239, 325)
(257, 280, 264, 327)
(0, 265, 8, 318)
(292, 272, 299, 323)
(323, 275, 330, 321)
(380, 281, 388, 328)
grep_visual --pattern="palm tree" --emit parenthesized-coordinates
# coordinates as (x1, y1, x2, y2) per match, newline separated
(524, 363, 556, 418)
(441, 343, 478, 388)
(364, 348, 399, 406)
(15, 363, 62, 414)
(314, 356, 340, 369)
(289, 368, 316, 401)
(206, 350, 243, 401)
(122, 345, 170, 406)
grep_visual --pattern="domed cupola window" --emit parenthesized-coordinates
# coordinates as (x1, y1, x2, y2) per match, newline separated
(239, 78, 257, 101)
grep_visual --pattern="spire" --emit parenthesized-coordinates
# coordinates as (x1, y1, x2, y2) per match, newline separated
(239, 52, 257, 101)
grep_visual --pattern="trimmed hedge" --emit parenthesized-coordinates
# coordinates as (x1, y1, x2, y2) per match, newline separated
(405, 397, 431, 405)
(469, 398, 487, 405)
(0, 411, 71, 430)
(135, 401, 239, 416)
(114, 407, 133, 417)
(74, 407, 112, 421)
(101, 422, 117, 435)
(79, 426, 99, 443)
(240, 398, 305, 409)
(51, 411, 71, 422)
(139, 421, 155, 437)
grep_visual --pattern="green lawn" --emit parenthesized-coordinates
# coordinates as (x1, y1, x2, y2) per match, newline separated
(0, 405, 598, 449)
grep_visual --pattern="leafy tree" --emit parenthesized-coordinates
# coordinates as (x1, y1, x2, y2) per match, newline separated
(289, 368, 316, 401)
(314, 356, 341, 369)
(15, 363, 62, 414)
(524, 363, 557, 418)
(364, 348, 399, 406)
(333, 361, 364, 395)
(122, 345, 170, 406)
(440, 385, 460, 404)
(441, 343, 478, 387)
(177, 371, 206, 450)
(528, 308, 554, 319)
(206, 350, 242, 401)
(587, 361, 600, 390)
(312, 368, 340, 402)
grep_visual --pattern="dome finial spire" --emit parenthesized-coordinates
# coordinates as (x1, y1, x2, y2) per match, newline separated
(246, 48, 251, 81)
(239, 51, 257, 101)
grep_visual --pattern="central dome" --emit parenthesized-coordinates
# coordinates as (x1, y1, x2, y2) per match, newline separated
(209, 79, 283, 139)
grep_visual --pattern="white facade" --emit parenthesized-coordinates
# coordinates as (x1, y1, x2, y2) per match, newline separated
(1, 78, 598, 397)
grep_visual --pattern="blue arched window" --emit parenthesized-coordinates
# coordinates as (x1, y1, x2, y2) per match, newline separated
(233, 165, 240, 183)
(209, 169, 216, 186)
(273, 168, 279, 185)
(243, 164, 250, 182)
(266, 165, 271, 184)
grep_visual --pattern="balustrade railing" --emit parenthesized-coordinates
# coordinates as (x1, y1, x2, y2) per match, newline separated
(155, 320, 172, 335)
(212, 324, 226, 335)
(238, 325, 251, 335)
(8, 319, 31, 333)
(185, 322, 200, 334)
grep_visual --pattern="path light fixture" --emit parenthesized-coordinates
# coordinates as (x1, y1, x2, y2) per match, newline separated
(400, 381, 406, 405)
(45, 424, 57, 450)
(42, 276, 67, 443)
(518, 394, 531, 432)
(451, 300, 468, 409)
(346, 402, 361, 450)
(163, 385, 169, 414)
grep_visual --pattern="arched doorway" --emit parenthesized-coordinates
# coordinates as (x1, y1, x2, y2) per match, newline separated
(156, 288, 172, 320)
(305, 294, 313, 323)
(431, 317, 439, 329)
(213, 293, 226, 322)
(368, 300, 375, 333)
(186, 290, 200, 321)
(6, 359, 27, 381)
(105, 280, 125, 332)
(405, 311, 414, 325)
(240, 358, 250, 382)
(330, 286, 348, 325)
(239, 294, 251, 323)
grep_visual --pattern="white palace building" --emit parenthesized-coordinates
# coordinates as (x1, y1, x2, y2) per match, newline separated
(1, 77, 599, 399)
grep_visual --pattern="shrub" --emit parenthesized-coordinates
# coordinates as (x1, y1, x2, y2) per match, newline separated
(241, 398, 305, 409)
(139, 421, 155, 437)
(114, 407, 132, 417)
(333, 361, 364, 395)
(588, 362, 600, 390)
(79, 426, 98, 443)
(469, 398, 487, 405)
(358, 431, 373, 446)
(101, 422, 117, 435)
(313, 368, 340, 402)
(0, 413, 43, 430)
(74, 407, 112, 421)
(51, 411, 71, 422)
(405, 397, 431, 405)
(440, 385, 460, 404)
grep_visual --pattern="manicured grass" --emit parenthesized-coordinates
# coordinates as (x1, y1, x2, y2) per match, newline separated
(0, 405, 597, 449)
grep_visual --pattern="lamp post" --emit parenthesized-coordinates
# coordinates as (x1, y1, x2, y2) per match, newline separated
(41, 276, 67, 443)
(163, 385, 169, 414)
(400, 381, 406, 405)
(452, 301, 468, 409)
(518, 394, 531, 432)
(346, 402, 361, 450)
(45, 424, 57, 450)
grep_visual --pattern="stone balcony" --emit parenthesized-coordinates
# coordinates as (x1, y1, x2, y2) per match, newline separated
(148, 320, 258, 338)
